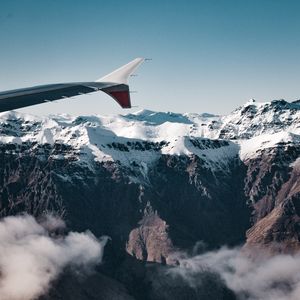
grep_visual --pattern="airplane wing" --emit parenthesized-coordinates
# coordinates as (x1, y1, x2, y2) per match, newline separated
(0, 58, 144, 112)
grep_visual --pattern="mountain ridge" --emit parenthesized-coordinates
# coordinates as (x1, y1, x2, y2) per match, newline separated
(0, 99, 300, 299)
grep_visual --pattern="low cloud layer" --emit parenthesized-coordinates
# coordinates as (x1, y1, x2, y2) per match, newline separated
(168, 246, 300, 300)
(0, 214, 108, 300)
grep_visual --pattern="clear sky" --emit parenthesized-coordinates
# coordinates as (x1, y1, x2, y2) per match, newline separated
(1, 0, 300, 116)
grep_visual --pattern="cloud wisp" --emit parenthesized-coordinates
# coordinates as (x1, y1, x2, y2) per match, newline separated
(0, 214, 108, 300)
(168, 246, 300, 300)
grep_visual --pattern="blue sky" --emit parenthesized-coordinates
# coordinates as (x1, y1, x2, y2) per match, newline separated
(1, 0, 300, 116)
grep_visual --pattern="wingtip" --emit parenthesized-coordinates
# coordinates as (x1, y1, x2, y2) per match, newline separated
(96, 58, 145, 84)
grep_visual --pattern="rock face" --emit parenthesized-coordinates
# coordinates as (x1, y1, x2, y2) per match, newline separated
(126, 212, 175, 264)
(0, 99, 300, 298)
(244, 145, 300, 253)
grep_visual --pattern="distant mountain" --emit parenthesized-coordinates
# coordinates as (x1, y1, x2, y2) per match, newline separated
(1, 99, 300, 299)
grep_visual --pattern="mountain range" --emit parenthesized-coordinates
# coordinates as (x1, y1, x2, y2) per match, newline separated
(1, 99, 300, 299)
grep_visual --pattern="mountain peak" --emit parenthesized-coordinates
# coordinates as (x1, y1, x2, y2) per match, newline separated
(0, 99, 299, 165)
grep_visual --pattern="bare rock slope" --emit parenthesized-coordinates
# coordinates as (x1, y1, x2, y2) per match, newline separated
(1, 99, 300, 298)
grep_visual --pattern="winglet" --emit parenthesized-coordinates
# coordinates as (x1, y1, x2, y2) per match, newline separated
(102, 84, 132, 109)
(97, 58, 145, 109)
(96, 58, 145, 84)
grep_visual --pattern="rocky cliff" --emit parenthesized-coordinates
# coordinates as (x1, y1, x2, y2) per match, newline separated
(1, 99, 300, 298)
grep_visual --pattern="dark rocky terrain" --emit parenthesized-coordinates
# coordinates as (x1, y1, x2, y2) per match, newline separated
(1, 99, 300, 299)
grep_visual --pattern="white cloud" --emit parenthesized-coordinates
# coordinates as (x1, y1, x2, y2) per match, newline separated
(0, 214, 108, 300)
(168, 246, 300, 300)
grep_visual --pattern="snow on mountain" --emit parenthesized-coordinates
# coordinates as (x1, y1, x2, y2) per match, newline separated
(219, 99, 300, 138)
(0, 99, 299, 169)
(218, 99, 300, 159)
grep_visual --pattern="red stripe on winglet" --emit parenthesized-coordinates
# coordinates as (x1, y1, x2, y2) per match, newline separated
(107, 91, 131, 108)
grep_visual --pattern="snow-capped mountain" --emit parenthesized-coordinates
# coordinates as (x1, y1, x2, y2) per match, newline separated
(1, 99, 300, 299)
(1, 99, 300, 173)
